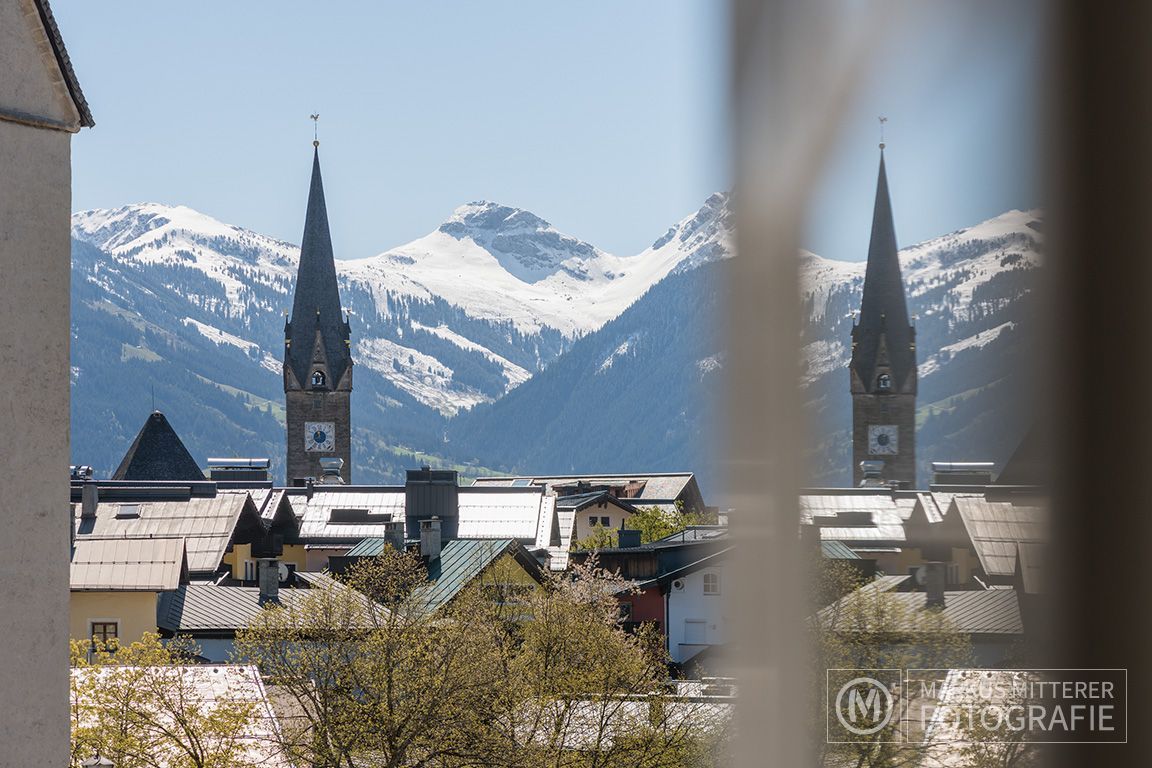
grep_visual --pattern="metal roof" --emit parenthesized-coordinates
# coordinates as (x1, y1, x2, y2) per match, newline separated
(820, 540, 861, 560)
(416, 539, 521, 614)
(458, 490, 548, 541)
(293, 489, 405, 540)
(818, 525, 906, 544)
(471, 472, 696, 501)
(800, 492, 917, 526)
(70, 537, 186, 591)
(291, 487, 555, 547)
(819, 577, 1022, 636)
(952, 497, 1047, 577)
(322, 538, 541, 614)
(73, 490, 254, 573)
(157, 572, 368, 633)
(71, 665, 290, 767)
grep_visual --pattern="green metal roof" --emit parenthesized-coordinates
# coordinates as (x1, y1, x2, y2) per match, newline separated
(820, 540, 861, 560)
(344, 537, 536, 614)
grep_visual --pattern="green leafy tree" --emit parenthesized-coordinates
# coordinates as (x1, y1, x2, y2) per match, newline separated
(70, 634, 264, 768)
(808, 559, 974, 768)
(236, 548, 729, 767)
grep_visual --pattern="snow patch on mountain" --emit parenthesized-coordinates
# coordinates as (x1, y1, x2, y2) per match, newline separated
(182, 318, 281, 375)
(356, 337, 488, 417)
(919, 321, 1016, 378)
(597, 332, 643, 374)
(411, 321, 531, 390)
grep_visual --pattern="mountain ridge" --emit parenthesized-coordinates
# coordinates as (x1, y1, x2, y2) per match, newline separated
(70, 195, 1040, 491)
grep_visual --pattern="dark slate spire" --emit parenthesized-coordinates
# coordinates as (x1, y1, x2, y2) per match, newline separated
(287, 146, 351, 387)
(851, 149, 915, 390)
(112, 411, 204, 481)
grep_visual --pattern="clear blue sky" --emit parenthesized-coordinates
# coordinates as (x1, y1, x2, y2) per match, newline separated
(805, 1, 1045, 262)
(55, 2, 1041, 264)
(54, 1, 729, 259)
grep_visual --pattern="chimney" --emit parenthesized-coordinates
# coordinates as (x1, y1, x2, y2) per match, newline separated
(923, 561, 946, 609)
(405, 466, 459, 538)
(318, 457, 345, 485)
(258, 558, 281, 605)
(81, 480, 98, 520)
(383, 520, 405, 552)
(420, 517, 442, 562)
(618, 529, 642, 548)
(858, 460, 886, 488)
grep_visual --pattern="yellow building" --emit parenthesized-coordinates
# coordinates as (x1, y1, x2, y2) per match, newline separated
(69, 537, 188, 645)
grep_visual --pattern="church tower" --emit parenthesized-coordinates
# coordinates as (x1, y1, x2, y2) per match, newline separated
(284, 140, 353, 484)
(849, 146, 916, 487)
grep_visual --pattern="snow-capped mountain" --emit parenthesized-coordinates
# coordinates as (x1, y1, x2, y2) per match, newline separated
(449, 208, 1042, 492)
(69, 192, 1039, 490)
(69, 195, 733, 482)
(799, 209, 1042, 486)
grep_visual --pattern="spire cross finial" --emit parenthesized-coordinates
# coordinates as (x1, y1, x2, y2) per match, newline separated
(310, 113, 320, 147)
(878, 116, 887, 149)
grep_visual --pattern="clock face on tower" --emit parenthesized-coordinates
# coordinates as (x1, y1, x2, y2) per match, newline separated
(868, 424, 898, 455)
(305, 421, 335, 452)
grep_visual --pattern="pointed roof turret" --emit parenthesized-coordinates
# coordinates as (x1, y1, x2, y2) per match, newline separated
(287, 145, 351, 387)
(112, 411, 204, 481)
(851, 149, 915, 390)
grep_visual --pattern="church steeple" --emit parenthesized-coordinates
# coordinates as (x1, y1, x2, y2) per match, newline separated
(849, 146, 917, 487)
(850, 149, 915, 392)
(284, 140, 353, 484)
(286, 146, 351, 389)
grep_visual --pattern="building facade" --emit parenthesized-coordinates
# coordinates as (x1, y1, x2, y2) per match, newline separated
(0, 1, 93, 762)
(849, 148, 917, 486)
(284, 142, 353, 483)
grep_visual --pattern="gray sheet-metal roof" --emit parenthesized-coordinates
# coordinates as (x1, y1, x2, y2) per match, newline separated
(819, 578, 1022, 636)
(459, 490, 547, 541)
(818, 525, 906, 544)
(157, 572, 367, 633)
(800, 492, 918, 526)
(73, 491, 254, 573)
(292, 487, 555, 548)
(293, 489, 405, 540)
(471, 473, 696, 501)
(952, 497, 1047, 577)
(70, 537, 187, 591)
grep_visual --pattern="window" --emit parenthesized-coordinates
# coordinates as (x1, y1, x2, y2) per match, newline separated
(703, 572, 721, 595)
(589, 515, 598, 527)
(311, 370, 326, 387)
(600, 516, 611, 527)
(243, 560, 257, 582)
(91, 621, 118, 646)
(618, 600, 633, 621)
(877, 373, 891, 391)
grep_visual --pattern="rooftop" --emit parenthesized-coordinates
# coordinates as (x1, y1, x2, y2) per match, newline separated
(70, 536, 187, 591)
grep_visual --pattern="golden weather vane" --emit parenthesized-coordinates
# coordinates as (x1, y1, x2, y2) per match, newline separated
(310, 113, 320, 147)
(879, 115, 887, 149)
